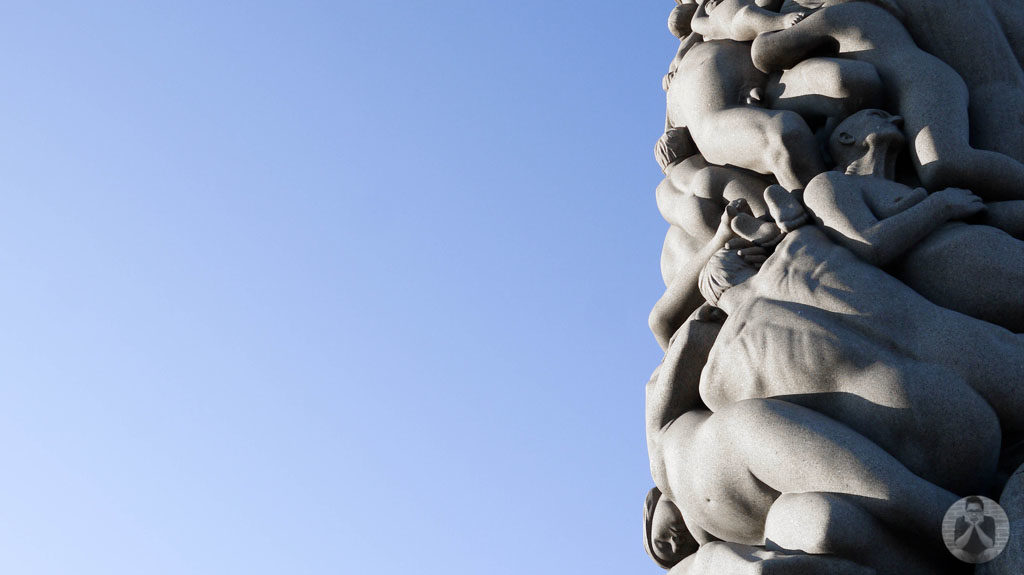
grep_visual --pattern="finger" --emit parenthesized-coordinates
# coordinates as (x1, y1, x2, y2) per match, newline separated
(737, 246, 768, 256)
(741, 255, 768, 265)
(725, 238, 755, 251)
(731, 197, 754, 217)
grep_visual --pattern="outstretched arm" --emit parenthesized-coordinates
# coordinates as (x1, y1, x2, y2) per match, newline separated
(803, 174, 983, 267)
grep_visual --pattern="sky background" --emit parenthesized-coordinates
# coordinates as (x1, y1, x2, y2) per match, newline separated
(0, 2, 677, 573)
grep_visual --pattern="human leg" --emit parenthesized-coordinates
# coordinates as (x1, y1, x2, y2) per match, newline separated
(897, 224, 1024, 332)
(900, 67, 1024, 200)
(692, 107, 824, 190)
(720, 399, 958, 540)
(765, 493, 957, 575)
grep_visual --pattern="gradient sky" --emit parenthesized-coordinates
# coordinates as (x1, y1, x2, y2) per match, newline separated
(0, 3, 678, 573)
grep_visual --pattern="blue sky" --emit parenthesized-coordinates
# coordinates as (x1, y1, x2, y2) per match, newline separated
(0, 2, 677, 573)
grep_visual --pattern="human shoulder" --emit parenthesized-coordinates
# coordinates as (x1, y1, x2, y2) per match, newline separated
(806, 170, 853, 192)
(803, 170, 857, 209)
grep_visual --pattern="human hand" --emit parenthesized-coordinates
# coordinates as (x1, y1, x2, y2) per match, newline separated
(934, 187, 985, 220)
(784, 12, 806, 28)
(765, 184, 807, 232)
(712, 198, 752, 245)
(725, 239, 768, 269)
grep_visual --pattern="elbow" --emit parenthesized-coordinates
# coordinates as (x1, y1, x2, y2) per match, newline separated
(749, 33, 779, 73)
(650, 310, 670, 351)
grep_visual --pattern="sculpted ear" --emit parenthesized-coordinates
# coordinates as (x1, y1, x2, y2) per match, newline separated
(837, 132, 855, 146)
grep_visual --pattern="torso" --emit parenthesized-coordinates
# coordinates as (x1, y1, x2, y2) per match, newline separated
(660, 411, 778, 544)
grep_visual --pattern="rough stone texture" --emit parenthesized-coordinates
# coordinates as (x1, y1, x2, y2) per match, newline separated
(643, 1, 1024, 573)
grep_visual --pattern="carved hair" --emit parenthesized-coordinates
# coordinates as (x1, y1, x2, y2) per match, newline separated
(655, 127, 699, 172)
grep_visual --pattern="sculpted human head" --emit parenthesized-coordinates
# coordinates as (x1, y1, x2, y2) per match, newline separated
(668, 1, 699, 39)
(828, 109, 905, 170)
(644, 487, 699, 568)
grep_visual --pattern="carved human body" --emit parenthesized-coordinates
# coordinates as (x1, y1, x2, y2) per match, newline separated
(691, 0, 805, 42)
(651, 129, 772, 347)
(647, 339, 955, 572)
(701, 225, 1024, 494)
(666, 39, 825, 190)
(802, 110, 1024, 332)
(644, 209, 958, 573)
(782, 0, 1024, 163)
(751, 2, 1024, 200)
(655, 128, 771, 249)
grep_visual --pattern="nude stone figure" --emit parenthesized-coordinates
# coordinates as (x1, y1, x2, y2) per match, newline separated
(697, 221, 1024, 496)
(656, 127, 771, 251)
(645, 490, 881, 574)
(782, 0, 1024, 163)
(751, 1, 1024, 201)
(690, 0, 806, 42)
(645, 291, 957, 573)
(652, 127, 773, 339)
(666, 2, 881, 123)
(802, 109, 1024, 332)
(666, 38, 825, 191)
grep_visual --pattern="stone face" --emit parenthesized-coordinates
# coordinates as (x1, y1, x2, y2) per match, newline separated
(643, 1, 1024, 572)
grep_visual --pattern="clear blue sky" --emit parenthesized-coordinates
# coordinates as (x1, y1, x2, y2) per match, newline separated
(0, 3, 677, 573)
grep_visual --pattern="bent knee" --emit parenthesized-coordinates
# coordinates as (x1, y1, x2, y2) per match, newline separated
(766, 493, 849, 555)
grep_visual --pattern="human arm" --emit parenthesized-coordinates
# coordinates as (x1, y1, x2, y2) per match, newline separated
(976, 517, 996, 547)
(651, 200, 747, 350)
(750, 22, 833, 73)
(803, 174, 983, 267)
(646, 304, 724, 439)
(953, 518, 974, 548)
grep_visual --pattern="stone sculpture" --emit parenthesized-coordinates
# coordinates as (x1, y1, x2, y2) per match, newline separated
(751, 1, 1024, 200)
(643, 1, 1024, 572)
(804, 109, 1024, 332)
